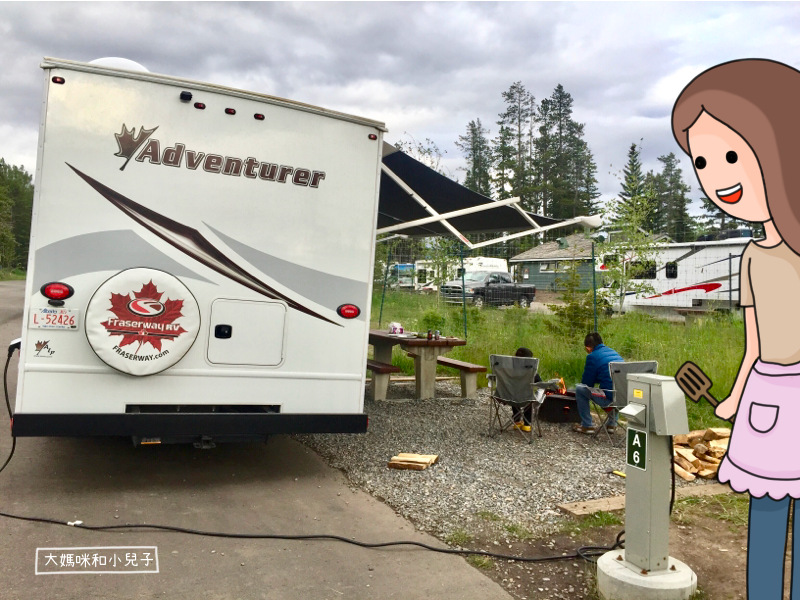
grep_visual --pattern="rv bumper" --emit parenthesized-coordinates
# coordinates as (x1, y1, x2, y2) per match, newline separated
(11, 412, 368, 437)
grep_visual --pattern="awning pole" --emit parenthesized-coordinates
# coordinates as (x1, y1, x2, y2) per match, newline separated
(469, 216, 598, 250)
(376, 197, 521, 235)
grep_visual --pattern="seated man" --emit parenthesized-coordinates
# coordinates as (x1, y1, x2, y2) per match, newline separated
(573, 332, 623, 434)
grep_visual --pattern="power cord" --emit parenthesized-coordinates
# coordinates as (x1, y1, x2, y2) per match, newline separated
(1, 340, 623, 564)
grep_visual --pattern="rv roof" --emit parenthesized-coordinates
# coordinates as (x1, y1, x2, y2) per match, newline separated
(41, 57, 388, 132)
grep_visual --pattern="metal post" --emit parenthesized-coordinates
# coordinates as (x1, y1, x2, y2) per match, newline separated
(592, 241, 598, 333)
(460, 245, 467, 341)
(728, 253, 732, 312)
(379, 248, 391, 327)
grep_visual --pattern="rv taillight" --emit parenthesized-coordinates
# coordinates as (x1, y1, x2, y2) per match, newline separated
(337, 304, 361, 319)
(225, 108, 236, 115)
(52, 77, 65, 85)
(194, 102, 206, 110)
(254, 113, 265, 120)
(368, 134, 378, 140)
(41, 282, 74, 301)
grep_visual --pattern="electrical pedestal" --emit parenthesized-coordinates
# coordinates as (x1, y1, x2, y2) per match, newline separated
(597, 374, 697, 600)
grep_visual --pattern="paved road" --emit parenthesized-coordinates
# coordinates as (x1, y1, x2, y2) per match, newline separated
(0, 280, 510, 600)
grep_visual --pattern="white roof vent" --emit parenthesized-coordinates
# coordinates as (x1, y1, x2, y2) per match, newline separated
(89, 57, 149, 73)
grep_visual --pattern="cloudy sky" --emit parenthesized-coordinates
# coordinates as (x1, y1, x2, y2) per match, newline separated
(2, 1, 799, 214)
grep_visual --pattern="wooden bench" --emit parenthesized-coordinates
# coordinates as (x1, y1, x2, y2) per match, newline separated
(407, 353, 486, 399)
(366, 359, 401, 401)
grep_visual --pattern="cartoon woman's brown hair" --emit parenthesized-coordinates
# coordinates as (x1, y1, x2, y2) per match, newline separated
(672, 59, 800, 253)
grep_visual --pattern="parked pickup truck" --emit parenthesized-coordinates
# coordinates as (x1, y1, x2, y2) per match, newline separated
(440, 271, 536, 308)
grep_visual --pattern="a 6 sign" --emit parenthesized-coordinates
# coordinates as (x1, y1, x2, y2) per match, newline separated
(627, 427, 648, 471)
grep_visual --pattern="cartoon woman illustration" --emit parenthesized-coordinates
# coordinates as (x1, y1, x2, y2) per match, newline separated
(672, 59, 800, 599)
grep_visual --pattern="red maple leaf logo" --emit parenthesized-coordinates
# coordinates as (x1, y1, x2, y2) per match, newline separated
(101, 280, 187, 353)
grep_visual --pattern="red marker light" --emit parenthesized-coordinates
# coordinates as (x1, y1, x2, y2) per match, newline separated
(52, 77, 65, 85)
(368, 134, 378, 140)
(225, 108, 236, 115)
(194, 102, 206, 110)
(41, 282, 74, 300)
(254, 113, 265, 120)
(337, 304, 361, 319)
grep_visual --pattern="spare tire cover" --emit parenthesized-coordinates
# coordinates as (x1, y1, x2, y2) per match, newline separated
(85, 268, 200, 376)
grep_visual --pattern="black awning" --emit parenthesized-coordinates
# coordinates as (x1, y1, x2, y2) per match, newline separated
(379, 143, 560, 236)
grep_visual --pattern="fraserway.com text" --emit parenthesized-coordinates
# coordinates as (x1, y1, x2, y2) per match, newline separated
(113, 346, 169, 361)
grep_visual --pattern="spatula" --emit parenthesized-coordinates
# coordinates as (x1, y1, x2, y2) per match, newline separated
(675, 361, 734, 422)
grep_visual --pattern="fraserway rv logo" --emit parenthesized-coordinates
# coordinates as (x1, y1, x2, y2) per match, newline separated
(113, 124, 327, 188)
(101, 280, 187, 361)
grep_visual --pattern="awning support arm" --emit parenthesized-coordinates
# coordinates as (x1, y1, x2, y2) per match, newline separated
(376, 197, 521, 235)
(468, 215, 600, 250)
(381, 164, 475, 248)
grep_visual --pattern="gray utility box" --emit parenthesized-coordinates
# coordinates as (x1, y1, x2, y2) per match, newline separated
(619, 374, 689, 574)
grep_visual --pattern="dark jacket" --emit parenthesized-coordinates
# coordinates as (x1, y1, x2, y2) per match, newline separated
(581, 344, 623, 401)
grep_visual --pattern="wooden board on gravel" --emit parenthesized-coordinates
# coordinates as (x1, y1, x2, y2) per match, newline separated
(558, 483, 733, 516)
(388, 453, 439, 470)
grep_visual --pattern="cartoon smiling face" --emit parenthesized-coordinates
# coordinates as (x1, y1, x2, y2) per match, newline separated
(687, 111, 770, 223)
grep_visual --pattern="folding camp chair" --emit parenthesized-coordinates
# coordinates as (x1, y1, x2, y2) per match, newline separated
(487, 355, 544, 443)
(593, 360, 658, 445)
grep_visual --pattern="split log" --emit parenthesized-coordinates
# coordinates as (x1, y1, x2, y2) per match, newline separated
(674, 455, 699, 474)
(674, 463, 696, 482)
(697, 468, 717, 479)
(675, 448, 701, 468)
(673, 434, 690, 446)
(696, 454, 721, 465)
(703, 427, 731, 441)
(688, 430, 706, 446)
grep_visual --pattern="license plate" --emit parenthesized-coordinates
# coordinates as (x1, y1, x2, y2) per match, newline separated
(30, 307, 80, 330)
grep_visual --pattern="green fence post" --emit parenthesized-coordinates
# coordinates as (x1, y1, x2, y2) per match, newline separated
(379, 249, 391, 327)
(460, 245, 467, 341)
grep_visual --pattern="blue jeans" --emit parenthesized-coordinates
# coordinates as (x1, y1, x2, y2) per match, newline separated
(748, 495, 800, 599)
(575, 383, 615, 428)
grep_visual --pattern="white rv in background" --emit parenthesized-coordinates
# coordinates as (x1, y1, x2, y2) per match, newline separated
(598, 238, 750, 314)
(13, 57, 386, 443)
(414, 256, 508, 292)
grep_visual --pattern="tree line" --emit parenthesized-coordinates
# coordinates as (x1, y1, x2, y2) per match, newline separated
(0, 159, 34, 269)
(456, 81, 753, 244)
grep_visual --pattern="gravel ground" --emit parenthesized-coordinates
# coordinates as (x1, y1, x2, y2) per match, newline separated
(297, 381, 704, 539)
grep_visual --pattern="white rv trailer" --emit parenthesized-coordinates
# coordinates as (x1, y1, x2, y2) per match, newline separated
(414, 256, 508, 292)
(598, 238, 750, 314)
(13, 58, 387, 442)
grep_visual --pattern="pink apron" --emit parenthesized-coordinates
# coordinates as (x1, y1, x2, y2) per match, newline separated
(719, 359, 800, 499)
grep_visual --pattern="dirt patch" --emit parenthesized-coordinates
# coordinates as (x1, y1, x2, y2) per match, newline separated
(451, 493, 758, 599)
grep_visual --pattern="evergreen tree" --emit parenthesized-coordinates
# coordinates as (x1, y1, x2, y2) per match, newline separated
(455, 119, 492, 197)
(491, 124, 515, 200)
(497, 82, 535, 209)
(0, 159, 34, 268)
(614, 143, 648, 224)
(656, 153, 693, 242)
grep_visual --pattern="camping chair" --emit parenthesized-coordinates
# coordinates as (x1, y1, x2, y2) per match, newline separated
(592, 360, 658, 445)
(487, 355, 544, 443)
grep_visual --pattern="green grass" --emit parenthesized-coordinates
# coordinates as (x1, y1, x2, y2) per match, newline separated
(673, 493, 749, 531)
(0, 268, 25, 281)
(466, 555, 494, 570)
(445, 529, 473, 546)
(560, 510, 623, 535)
(372, 290, 742, 430)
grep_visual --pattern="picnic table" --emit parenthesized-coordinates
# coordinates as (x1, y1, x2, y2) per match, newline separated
(368, 329, 466, 399)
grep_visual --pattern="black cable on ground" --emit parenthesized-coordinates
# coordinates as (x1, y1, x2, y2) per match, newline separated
(1, 345, 624, 565)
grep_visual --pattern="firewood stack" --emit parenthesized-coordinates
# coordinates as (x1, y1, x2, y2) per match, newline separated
(672, 427, 730, 482)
